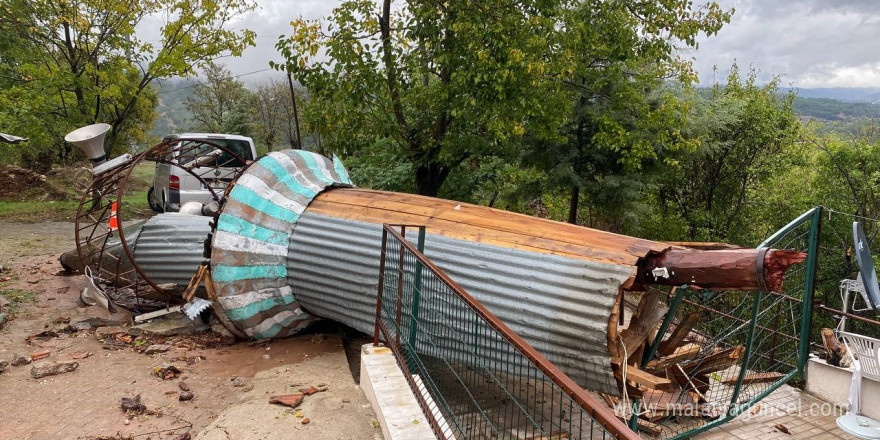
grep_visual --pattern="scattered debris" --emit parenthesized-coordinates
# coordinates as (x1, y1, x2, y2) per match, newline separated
(299, 385, 320, 396)
(774, 423, 791, 435)
(26, 330, 59, 343)
(178, 381, 190, 391)
(231, 377, 247, 387)
(11, 354, 31, 366)
(71, 317, 123, 331)
(822, 327, 852, 368)
(268, 394, 304, 409)
(0, 360, 8, 373)
(0, 277, 10, 282)
(175, 434, 191, 440)
(144, 344, 171, 355)
(120, 395, 146, 414)
(103, 339, 128, 350)
(67, 351, 91, 360)
(95, 326, 127, 339)
(31, 360, 79, 379)
(0, 313, 6, 330)
(179, 390, 195, 401)
(301, 418, 310, 425)
(129, 315, 208, 337)
(153, 364, 182, 380)
(134, 305, 186, 323)
(30, 349, 50, 361)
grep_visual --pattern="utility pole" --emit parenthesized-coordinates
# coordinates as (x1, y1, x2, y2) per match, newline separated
(286, 72, 303, 150)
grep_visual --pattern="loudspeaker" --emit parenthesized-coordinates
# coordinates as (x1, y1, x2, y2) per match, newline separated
(65, 123, 111, 165)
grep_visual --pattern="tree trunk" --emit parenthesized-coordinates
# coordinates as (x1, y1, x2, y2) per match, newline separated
(568, 185, 579, 224)
(414, 162, 451, 197)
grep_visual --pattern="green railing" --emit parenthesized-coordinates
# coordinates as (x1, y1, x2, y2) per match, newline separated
(374, 224, 641, 440)
(629, 207, 822, 439)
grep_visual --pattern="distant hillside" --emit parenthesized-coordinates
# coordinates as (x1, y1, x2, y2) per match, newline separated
(149, 78, 198, 140)
(792, 96, 880, 121)
(781, 87, 880, 103)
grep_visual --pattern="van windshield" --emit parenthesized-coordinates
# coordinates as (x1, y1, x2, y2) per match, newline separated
(177, 139, 253, 167)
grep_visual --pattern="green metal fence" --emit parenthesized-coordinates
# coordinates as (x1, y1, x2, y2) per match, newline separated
(628, 207, 822, 439)
(374, 224, 641, 440)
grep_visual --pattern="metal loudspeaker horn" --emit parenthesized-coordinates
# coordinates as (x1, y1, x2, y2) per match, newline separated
(65, 123, 111, 165)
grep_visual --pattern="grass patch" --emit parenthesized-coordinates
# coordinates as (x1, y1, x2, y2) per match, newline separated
(0, 162, 155, 222)
(1, 289, 36, 317)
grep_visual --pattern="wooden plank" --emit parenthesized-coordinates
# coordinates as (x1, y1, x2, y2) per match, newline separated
(620, 289, 669, 361)
(658, 312, 700, 356)
(608, 289, 623, 362)
(721, 372, 785, 386)
(614, 365, 673, 391)
(685, 346, 744, 377)
(307, 201, 630, 263)
(615, 416, 661, 436)
(668, 365, 707, 401)
(600, 393, 619, 408)
(317, 189, 666, 258)
(645, 344, 701, 372)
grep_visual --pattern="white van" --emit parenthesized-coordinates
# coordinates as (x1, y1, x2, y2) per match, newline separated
(147, 133, 257, 212)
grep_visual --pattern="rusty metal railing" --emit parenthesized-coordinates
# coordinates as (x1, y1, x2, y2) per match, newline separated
(373, 224, 640, 440)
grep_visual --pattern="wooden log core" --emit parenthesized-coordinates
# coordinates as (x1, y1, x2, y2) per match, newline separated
(639, 248, 806, 292)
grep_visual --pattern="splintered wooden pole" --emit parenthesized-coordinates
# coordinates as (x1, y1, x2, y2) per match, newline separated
(640, 248, 806, 292)
(658, 312, 700, 356)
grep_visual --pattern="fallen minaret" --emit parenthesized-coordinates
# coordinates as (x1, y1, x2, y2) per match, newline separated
(207, 150, 805, 396)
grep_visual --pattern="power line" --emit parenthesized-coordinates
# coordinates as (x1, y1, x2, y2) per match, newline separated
(825, 207, 880, 224)
(156, 68, 276, 94)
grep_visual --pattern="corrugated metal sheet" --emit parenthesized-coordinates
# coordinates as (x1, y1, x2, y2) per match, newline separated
(209, 150, 353, 339)
(132, 213, 212, 285)
(287, 211, 634, 395)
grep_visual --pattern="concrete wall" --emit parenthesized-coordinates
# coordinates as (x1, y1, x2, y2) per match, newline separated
(805, 356, 880, 419)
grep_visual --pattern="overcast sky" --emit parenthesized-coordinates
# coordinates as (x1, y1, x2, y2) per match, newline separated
(144, 0, 880, 89)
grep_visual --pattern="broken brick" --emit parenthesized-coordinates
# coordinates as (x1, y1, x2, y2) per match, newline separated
(269, 393, 304, 409)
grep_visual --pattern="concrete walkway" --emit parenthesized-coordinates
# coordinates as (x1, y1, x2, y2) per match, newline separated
(695, 385, 859, 440)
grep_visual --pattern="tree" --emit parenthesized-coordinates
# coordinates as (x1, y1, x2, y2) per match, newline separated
(276, 0, 574, 196)
(186, 63, 253, 135)
(647, 66, 801, 244)
(276, 1, 730, 197)
(250, 79, 310, 152)
(0, 0, 256, 162)
(516, 0, 731, 229)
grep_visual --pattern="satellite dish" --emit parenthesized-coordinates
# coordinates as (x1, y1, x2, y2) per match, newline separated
(853, 221, 880, 311)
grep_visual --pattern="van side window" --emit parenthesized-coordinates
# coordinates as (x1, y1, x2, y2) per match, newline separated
(177, 139, 252, 168)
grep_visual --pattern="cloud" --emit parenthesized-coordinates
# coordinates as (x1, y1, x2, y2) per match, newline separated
(693, 0, 880, 87)
(138, 0, 878, 88)
(137, 0, 338, 85)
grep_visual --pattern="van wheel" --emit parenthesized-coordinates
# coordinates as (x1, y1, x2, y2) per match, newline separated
(147, 187, 163, 212)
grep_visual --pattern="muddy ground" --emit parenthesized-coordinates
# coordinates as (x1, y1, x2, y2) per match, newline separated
(0, 221, 379, 440)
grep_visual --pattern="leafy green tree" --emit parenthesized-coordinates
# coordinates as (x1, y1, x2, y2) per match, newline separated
(276, 0, 573, 196)
(0, 0, 256, 163)
(645, 66, 801, 244)
(276, 0, 729, 198)
(186, 63, 253, 135)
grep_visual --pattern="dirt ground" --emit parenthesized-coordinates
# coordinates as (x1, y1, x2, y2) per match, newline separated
(0, 221, 380, 440)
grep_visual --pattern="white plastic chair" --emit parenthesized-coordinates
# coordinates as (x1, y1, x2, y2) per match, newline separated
(840, 331, 880, 382)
